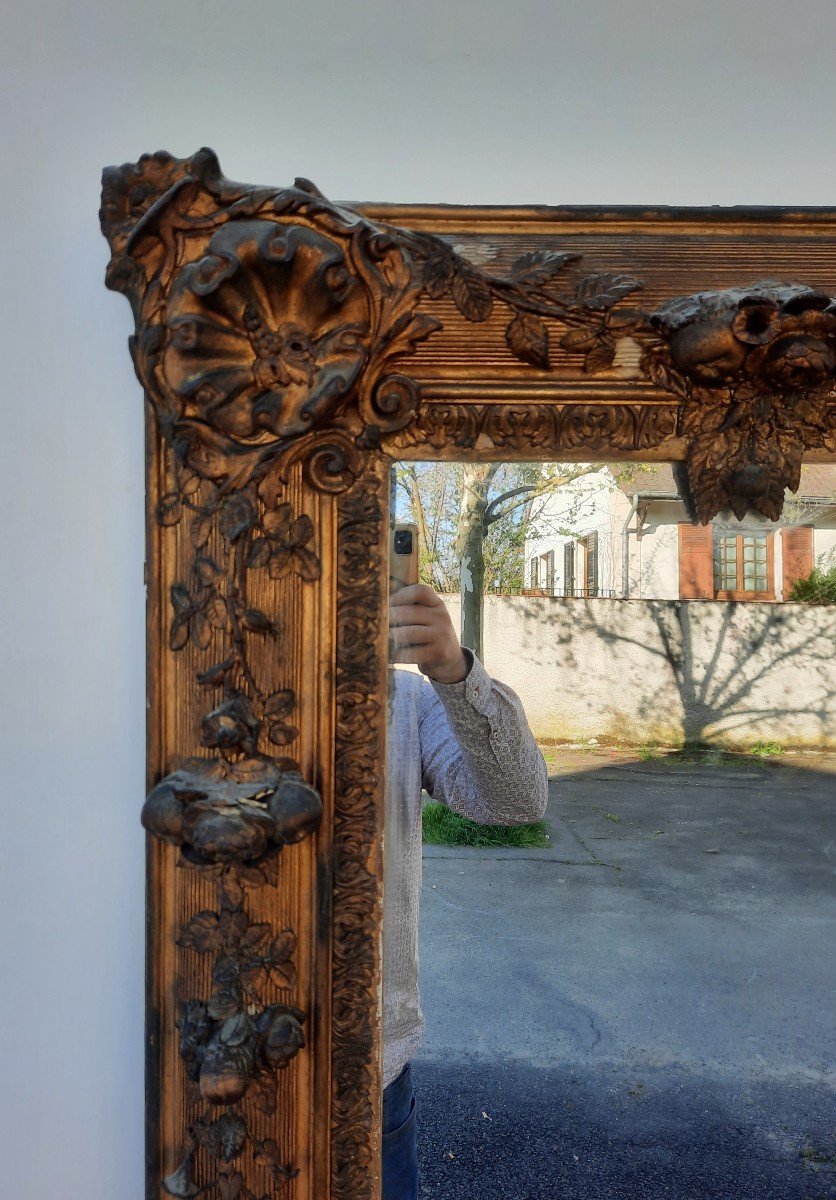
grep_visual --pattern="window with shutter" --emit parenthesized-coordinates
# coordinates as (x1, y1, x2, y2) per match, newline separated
(542, 550, 555, 593)
(564, 542, 575, 597)
(585, 532, 599, 597)
(781, 526, 814, 597)
(678, 524, 714, 598)
(711, 530, 775, 600)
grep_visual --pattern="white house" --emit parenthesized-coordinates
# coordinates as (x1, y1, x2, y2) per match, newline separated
(525, 464, 836, 602)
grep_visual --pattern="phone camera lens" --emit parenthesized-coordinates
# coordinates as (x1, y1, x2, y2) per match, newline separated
(394, 530, 413, 554)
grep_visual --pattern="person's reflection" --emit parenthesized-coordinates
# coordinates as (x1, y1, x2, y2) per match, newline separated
(383, 583, 548, 1200)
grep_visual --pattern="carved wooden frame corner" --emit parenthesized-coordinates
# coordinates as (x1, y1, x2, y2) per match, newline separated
(99, 146, 836, 1200)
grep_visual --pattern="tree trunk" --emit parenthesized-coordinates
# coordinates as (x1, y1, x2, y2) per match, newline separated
(455, 463, 497, 659)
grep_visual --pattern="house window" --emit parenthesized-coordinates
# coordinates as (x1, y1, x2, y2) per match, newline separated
(580, 532, 599, 597)
(712, 532, 774, 600)
(529, 557, 539, 589)
(564, 542, 575, 596)
(541, 550, 555, 593)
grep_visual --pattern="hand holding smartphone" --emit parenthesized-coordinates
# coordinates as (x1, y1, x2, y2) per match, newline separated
(389, 523, 419, 666)
(389, 523, 420, 592)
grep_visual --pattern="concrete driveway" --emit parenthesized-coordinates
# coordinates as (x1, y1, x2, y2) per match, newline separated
(414, 749, 836, 1199)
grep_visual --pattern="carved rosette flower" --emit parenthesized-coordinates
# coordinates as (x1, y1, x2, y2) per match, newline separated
(162, 219, 372, 441)
(141, 756, 323, 867)
(649, 282, 836, 521)
(655, 283, 836, 392)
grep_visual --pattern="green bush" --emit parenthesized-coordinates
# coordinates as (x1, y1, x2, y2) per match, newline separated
(789, 561, 836, 604)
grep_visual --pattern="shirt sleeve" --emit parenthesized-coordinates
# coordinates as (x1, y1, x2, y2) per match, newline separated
(418, 650, 549, 825)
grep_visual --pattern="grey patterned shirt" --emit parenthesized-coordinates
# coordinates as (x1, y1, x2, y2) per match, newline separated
(383, 652, 549, 1088)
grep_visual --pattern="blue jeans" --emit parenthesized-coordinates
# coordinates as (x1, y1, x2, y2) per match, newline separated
(382, 1062, 418, 1200)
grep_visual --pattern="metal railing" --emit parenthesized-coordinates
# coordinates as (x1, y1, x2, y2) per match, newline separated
(487, 584, 618, 598)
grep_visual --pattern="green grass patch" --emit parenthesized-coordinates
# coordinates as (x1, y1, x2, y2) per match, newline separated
(422, 802, 551, 848)
(750, 741, 784, 757)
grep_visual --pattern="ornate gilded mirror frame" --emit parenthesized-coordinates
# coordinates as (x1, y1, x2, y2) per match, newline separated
(99, 147, 836, 1200)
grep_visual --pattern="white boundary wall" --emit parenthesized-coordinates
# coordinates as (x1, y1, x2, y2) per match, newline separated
(440, 595, 836, 748)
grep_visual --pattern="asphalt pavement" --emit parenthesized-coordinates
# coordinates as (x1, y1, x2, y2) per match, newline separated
(414, 749, 836, 1199)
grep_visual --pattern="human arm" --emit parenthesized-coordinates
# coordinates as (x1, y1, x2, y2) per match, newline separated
(388, 584, 548, 825)
(418, 651, 549, 825)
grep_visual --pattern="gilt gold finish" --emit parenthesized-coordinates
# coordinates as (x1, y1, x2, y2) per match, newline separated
(99, 147, 836, 1199)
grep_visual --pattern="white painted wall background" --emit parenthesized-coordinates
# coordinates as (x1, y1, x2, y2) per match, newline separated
(4, 3, 836, 1195)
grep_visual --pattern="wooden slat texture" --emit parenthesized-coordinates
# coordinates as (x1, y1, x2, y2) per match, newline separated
(678, 523, 714, 599)
(781, 526, 815, 597)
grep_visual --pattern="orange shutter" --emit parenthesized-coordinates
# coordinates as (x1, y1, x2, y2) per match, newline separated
(678, 524, 714, 599)
(781, 526, 814, 596)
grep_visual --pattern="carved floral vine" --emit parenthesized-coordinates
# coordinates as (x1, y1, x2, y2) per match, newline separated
(162, 870, 306, 1198)
(391, 227, 646, 374)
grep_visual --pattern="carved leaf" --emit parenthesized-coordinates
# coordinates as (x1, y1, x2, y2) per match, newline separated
(505, 313, 549, 370)
(169, 612, 191, 652)
(560, 327, 601, 352)
(220, 870, 245, 908)
(584, 340, 617, 374)
(219, 906, 250, 942)
(240, 961, 268, 990)
(220, 1012, 254, 1047)
(157, 492, 183, 527)
(268, 722, 299, 747)
(268, 932, 298, 988)
(193, 556, 223, 587)
(237, 862, 271, 888)
(246, 537, 271, 568)
(205, 598, 230, 631)
(212, 956, 241, 988)
(253, 1137, 298, 1183)
(290, 513, 314, 544)
(268, 931, 297, 962)
(450, 268, 493, 322)
(510, 250, 578, 285)
(575, 272, 644, 311)
(423, 252, 455, 299)
(217, 1172, 244, 1200)
(395, 311, 444, 355)
(211, 1114, 247, 1163)
(219, 496, 257, 542)
(179, 469, 202, 497)
(162, 1158, 200, 1199)
(269, 961, 297, 989)
(262, 503, 292, 536)
(192, 611, 212, 649)
(264, 689, 295, 719)
(250, 1068, 277, 1116)
(241, 922, 272, 954)
(170, 584, 193, 613)
(294, 546, 322, 582)
(607, 306, 644, 333)
(191, 510, 214, 548)
(267, 549, 292, 580)
(178, 910, 222, 953)
(242, 608, 279, 638)
(207, 986, 242, 1021)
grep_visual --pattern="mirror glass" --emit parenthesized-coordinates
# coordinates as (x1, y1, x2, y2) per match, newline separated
(382, 458, 836, 1200)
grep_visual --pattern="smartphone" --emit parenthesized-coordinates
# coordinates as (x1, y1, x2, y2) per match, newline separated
(389, 522, 420, 592)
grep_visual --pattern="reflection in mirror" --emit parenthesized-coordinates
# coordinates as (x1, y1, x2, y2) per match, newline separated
(382, 459, 836, 1200)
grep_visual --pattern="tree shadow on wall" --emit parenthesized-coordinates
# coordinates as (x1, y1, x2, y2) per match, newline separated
(530, 599, 835, 747)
